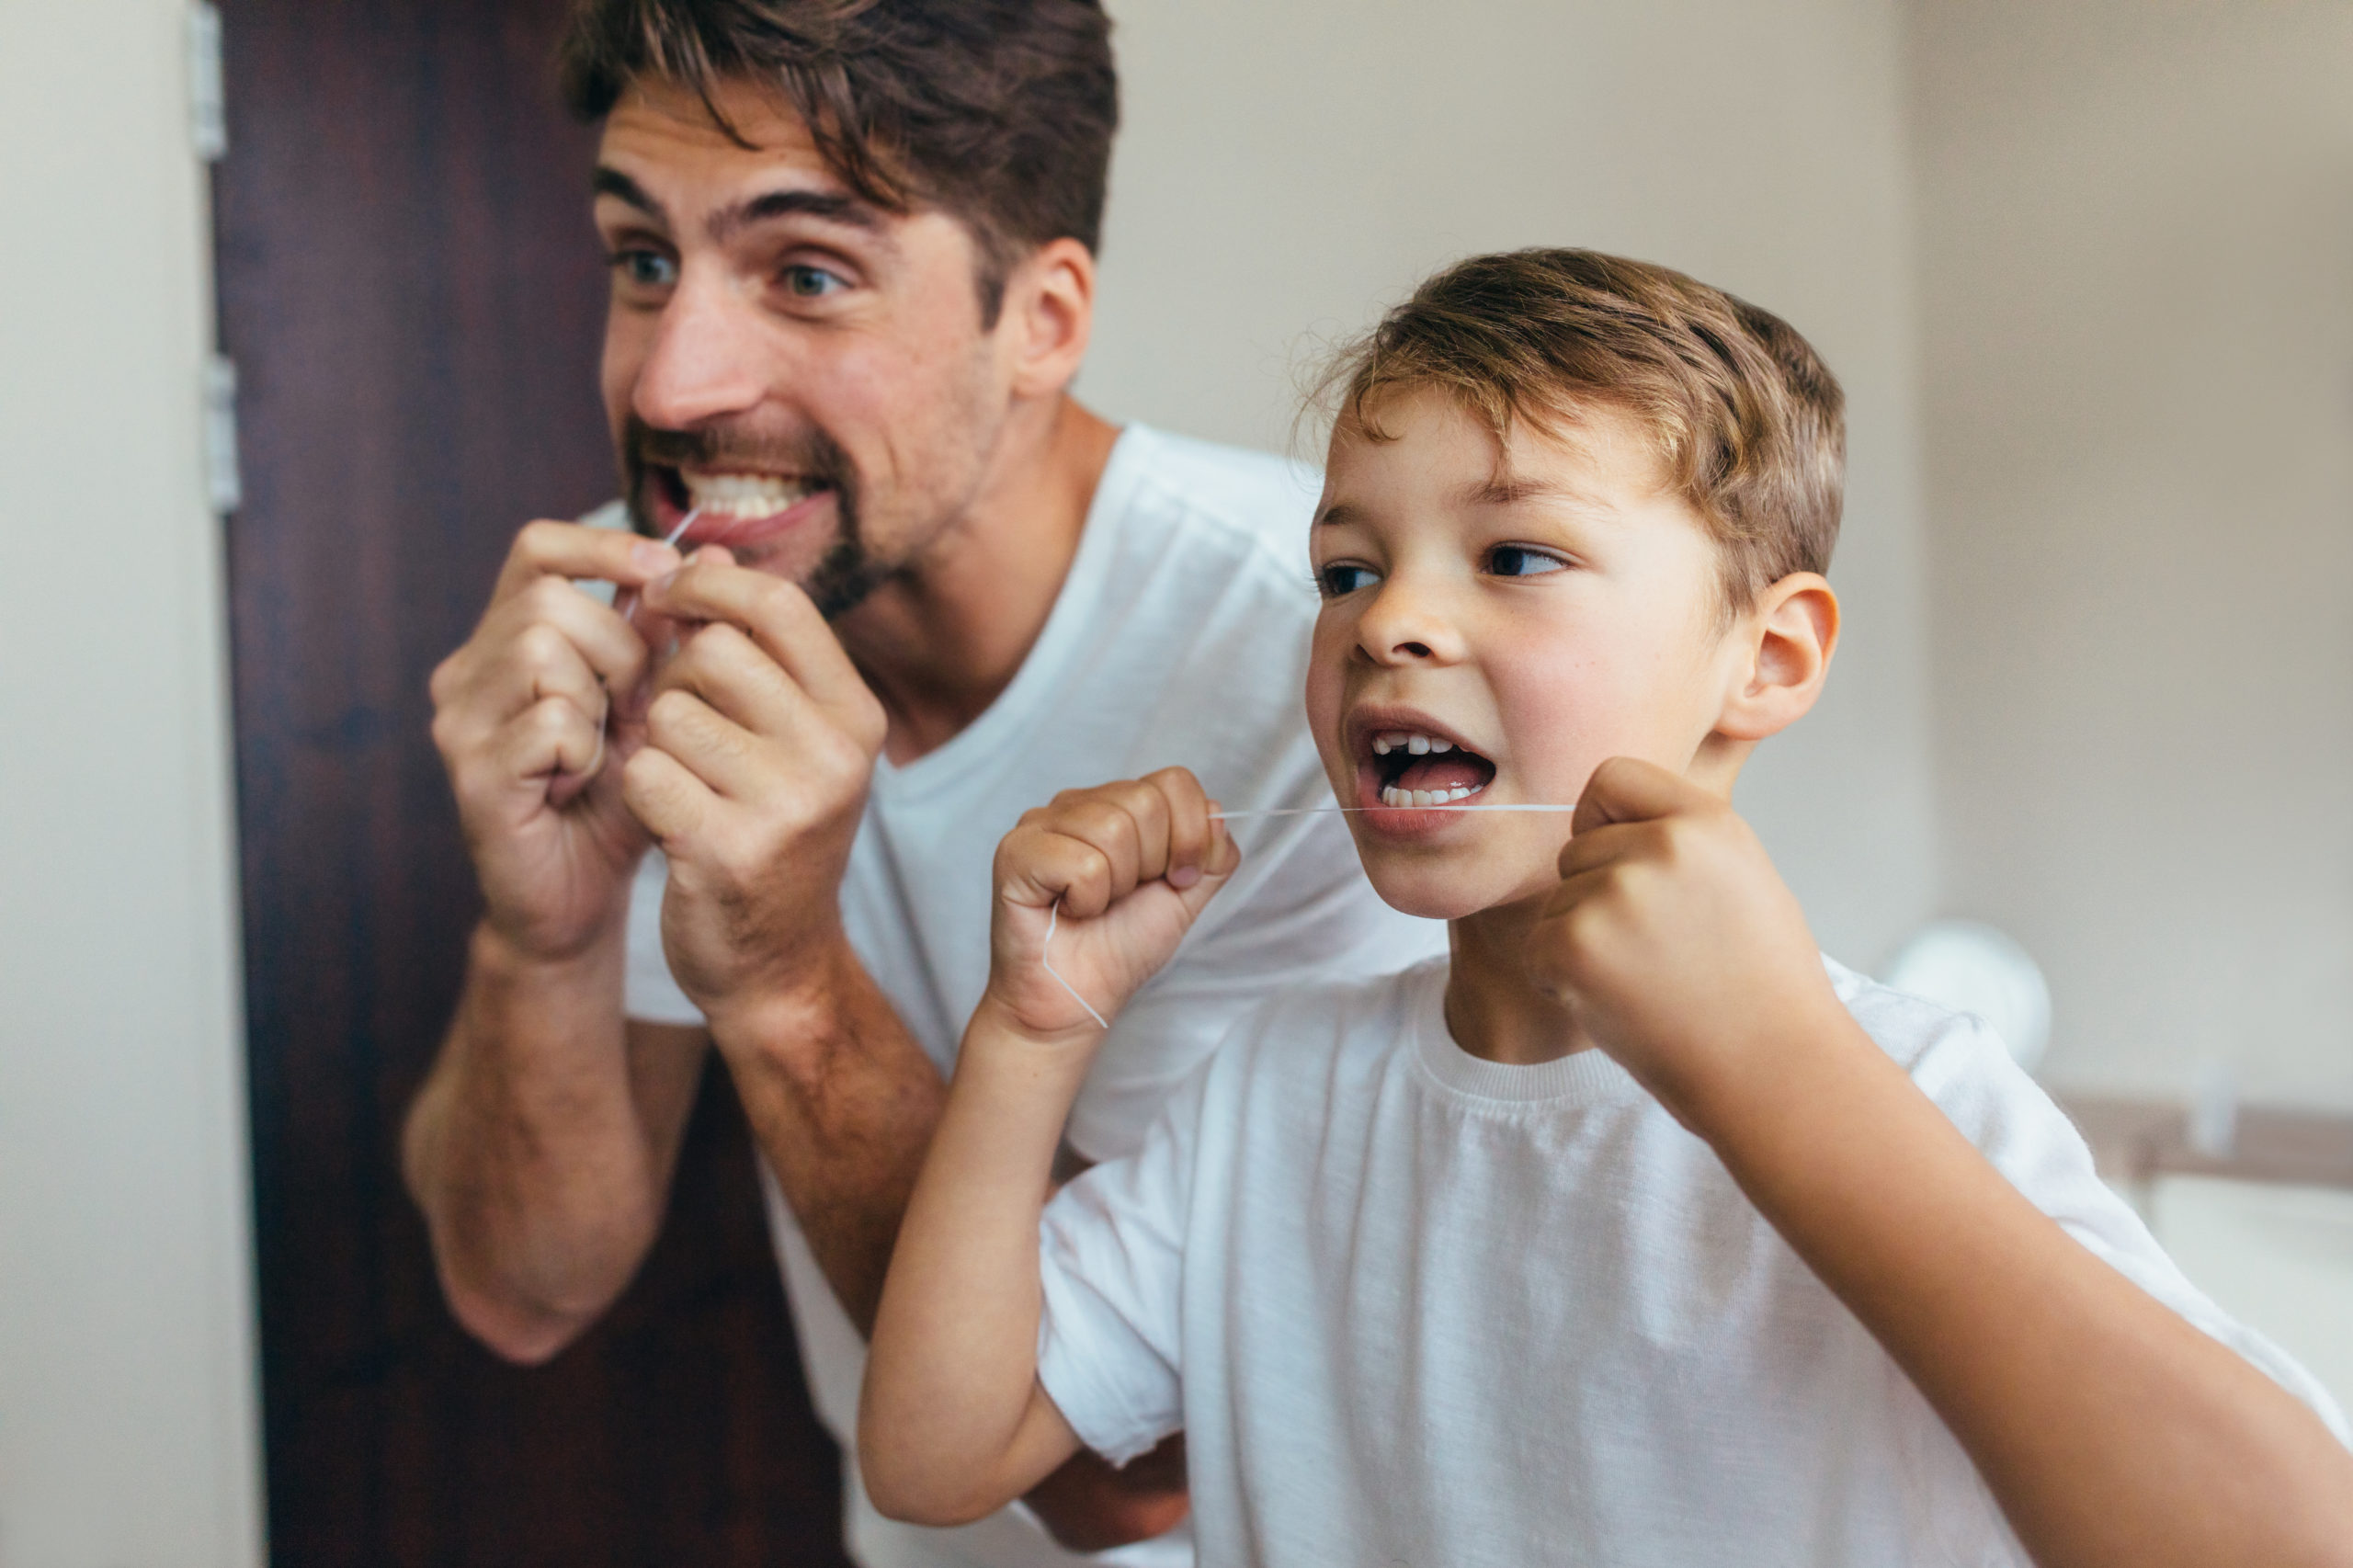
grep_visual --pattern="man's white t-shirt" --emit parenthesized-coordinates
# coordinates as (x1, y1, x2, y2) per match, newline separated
(1035, 957, 2350, 1568)
(620, 426, 1447, 1568)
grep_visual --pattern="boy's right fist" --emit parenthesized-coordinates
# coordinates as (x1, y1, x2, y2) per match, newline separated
(983, 767, 1240, 1040)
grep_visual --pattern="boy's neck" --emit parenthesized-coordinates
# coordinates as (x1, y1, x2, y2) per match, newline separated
(1441, 897, 1597, 1066)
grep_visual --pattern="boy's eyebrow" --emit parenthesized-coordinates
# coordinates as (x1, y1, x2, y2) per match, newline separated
(1314, 500, 1368, 528)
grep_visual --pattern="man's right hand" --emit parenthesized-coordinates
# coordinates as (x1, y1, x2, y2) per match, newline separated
(428, 520, 683, 963)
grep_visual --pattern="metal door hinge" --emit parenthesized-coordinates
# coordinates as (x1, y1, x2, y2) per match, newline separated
(189, 4, 226, 162)
(204, 355, 243, 515)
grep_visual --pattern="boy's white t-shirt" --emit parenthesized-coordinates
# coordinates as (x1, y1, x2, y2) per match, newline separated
(1036, 957, 2350, 1568)
(620, 426, 1447, 1568)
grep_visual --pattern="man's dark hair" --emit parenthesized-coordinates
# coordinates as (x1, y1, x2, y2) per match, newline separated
(560, 0, 1119, 324)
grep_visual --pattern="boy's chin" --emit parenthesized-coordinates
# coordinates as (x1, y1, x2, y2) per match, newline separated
(1363, 859, 1539, 923)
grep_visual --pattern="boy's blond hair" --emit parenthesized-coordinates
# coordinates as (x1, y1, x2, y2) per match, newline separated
(1320, 248, 1845, 609)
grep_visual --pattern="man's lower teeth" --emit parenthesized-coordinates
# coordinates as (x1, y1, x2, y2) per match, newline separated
(1381, 785, 1479, 808)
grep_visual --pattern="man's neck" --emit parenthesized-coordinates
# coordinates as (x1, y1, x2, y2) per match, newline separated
(839, 396, 1120, 766)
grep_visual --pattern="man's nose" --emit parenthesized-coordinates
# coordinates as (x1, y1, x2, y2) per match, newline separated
(1357, 576, 1466, 665)
(631, 269, 768, 430)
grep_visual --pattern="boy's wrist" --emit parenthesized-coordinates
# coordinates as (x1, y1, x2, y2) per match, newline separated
(968, 989, 1110, 1068)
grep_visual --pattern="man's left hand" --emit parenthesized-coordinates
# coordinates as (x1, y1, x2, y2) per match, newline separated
(621, 548, 890, 1034)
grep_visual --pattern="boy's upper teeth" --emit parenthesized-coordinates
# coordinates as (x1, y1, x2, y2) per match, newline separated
(681, 471, 821, 519)
(1371, 731, 1456, 756)
(1380, 784, 1481, 808)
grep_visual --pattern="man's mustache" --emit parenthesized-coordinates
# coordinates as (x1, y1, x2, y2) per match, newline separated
(623, 416, 856, 490)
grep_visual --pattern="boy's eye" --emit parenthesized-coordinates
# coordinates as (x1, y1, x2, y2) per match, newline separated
(1486, 544, 1568, 578)
(609, 249, 678, 290)
(1316, 562, 1381, 599)
(782, 264, 846, 298)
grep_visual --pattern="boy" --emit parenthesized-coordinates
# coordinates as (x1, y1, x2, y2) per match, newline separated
(859, 250, 2353, 1565)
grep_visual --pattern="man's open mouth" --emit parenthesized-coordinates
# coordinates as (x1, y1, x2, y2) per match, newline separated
(661, 467, 833, 521)
(1364, 726, 1497, 808)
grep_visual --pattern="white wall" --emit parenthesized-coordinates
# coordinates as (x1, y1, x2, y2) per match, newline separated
(1088, 0, 1944, 966)
(1908, 0, 2353, 1110)
(0, 3, 266, 1566)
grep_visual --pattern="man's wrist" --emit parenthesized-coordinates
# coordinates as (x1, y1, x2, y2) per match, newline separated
(470, 913, 627, 998)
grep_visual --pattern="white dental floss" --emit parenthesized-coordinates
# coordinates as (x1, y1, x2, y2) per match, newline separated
(1040, 801, 1577, 1025)
(579, 507, 703, 785)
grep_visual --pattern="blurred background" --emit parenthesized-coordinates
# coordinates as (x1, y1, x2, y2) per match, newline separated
(2, 0, 2348, 1563)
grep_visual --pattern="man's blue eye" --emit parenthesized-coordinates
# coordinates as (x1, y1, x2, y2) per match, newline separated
(1318, 563, 1380, 598)
(1488, 544, 1566, 578)
(783, 265, 844, 298)
(614, 250, 677, 289)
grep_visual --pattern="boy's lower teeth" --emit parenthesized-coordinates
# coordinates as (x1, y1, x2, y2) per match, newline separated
(1381, 784, 1482, 808)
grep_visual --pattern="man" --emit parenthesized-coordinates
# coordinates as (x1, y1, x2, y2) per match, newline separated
(402, 4, 1438, 1565)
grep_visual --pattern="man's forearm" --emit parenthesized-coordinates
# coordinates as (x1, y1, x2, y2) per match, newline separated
(404, 918, 679, 1361)
(704, 935, 949, 1335)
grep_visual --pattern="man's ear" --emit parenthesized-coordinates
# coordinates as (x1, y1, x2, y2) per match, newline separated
(1716, 572, 1839, 743)
(1001, 236, 1096, 402)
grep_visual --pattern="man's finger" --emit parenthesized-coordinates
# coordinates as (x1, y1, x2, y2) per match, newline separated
(640, 555, 875, 720)
(656, 621, 813, 741)
(488, 695, 606, 790)
(642, 688, 774, 802)
(491, 518, 682, 608)
(620, 743, 721, 847)
(1571, 756, 1709, 837)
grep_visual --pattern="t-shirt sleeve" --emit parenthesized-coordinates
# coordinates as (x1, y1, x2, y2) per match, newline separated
(1034, 1056, 1211, 1467)
(623, 851, 705, 1028)
(1903, 1006, 2352, 1446)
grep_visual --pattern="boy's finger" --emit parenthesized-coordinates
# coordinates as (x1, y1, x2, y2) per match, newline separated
(1572, 756, 1706, 836)
(493, 519, 681, 607)
(1144, 767, 1211, 885)
(1002, 829, 1117, 919)
(1553, 818, 1662, 881)
(1051, 791, 1153, 904)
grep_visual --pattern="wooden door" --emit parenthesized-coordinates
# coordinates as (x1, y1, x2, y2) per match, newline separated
(213, 2, 850, 1562)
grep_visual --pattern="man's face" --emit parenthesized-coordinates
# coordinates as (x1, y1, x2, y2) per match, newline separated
(593, 78, 1013, 617)
(1304, 389, 1748, 920)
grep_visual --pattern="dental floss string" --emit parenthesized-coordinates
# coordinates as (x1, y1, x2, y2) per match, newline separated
(582, 507, 703, 783)
(1039, 801, 1578, 1026)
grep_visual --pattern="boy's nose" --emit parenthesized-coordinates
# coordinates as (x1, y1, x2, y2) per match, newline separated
(631, 272, 768, 431)
(1357, 581, 1465, 665)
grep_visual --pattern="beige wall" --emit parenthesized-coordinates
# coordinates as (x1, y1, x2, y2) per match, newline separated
(1908, 0, 2353, 1109)
(1088, 0, 1944, 966)
(0, 3, 265, 1565)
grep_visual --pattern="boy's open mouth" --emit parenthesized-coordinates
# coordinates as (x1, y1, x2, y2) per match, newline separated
(1363, 726, 1497, 809)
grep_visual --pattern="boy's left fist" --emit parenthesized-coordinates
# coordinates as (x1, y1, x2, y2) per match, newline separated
(1523, 756, 1848, 1131)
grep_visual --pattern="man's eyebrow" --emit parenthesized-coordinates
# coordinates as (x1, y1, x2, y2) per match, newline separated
(591, 165, 665, 224)
(715, 187, 887, 243)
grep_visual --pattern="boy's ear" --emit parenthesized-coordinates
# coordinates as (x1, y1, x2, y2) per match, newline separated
(1001, 236, 1097, 402)
(1716, 573, 1839, 743)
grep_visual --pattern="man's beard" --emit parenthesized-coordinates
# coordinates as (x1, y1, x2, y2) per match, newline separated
(621, 415, 892, 620)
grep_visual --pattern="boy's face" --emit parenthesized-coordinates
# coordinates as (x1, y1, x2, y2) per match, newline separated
(1306, 388, 1752, 920)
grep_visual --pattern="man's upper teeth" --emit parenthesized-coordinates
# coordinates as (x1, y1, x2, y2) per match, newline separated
(1370, 732, 1456, 756)
(682, 472, 818, 518)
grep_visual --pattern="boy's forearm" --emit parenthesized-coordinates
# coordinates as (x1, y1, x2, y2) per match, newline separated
(1698, 1014, 2353, 1568)
(403, 919, 674, 1361)
(861, 1000, 1097, 1524)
